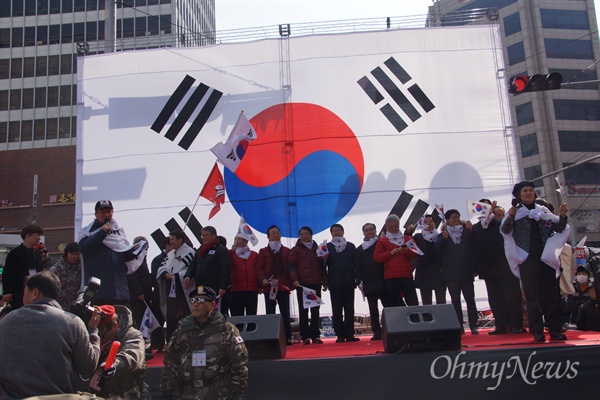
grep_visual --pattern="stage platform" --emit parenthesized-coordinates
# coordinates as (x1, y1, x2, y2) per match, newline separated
(145, 327, 600, 399)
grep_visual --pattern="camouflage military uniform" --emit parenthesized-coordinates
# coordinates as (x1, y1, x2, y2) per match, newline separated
(50, 257, 82, 310)
(95, 306, 148, 399)
(160, 311, 248, 400)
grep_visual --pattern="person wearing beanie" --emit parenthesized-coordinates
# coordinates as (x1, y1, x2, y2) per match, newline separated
(501, 180, 570, 342)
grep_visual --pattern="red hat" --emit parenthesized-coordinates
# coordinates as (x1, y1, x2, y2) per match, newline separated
(97, 305, 116, 328)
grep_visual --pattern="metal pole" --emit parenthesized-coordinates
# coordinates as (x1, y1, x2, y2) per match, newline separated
(105, 0, 116, 53)
(32, 175, 38, 224)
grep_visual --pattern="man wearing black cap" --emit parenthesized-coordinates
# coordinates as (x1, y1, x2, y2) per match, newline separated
(501, 180, 569, 342)
(78, 200, 136, 305)
(161, 286, 248, 400)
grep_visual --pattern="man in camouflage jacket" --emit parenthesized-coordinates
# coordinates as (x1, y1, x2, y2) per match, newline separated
(161, 286, 248, 400)
(93, 304, 148, 399)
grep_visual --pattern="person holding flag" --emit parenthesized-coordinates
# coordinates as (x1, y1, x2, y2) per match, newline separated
(289, 226, 328, 345)
(412, 214, 447, 305)
(257, 225, 294, 345)
(229, 233, 260, 316)
(322, 224, 359, 343)
(373, 214, 419, 307)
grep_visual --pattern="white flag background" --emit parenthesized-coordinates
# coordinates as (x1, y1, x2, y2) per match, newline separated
(76, 26, 516, 316)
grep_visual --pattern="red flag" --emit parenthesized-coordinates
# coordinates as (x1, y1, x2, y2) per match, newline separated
(200, 163, 225, 219)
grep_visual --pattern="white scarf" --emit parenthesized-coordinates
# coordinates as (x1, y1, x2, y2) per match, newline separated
(421, 229, 438, 243)
(78, 219, 132, 253)
(156, 243, 196, 318)
(269, 241, 282, 253)
(479, 212, 495, 229)
(331, 237, 347, 252)
(385, 232, 404, 246)
(302, 241, 313, 250)
(361, 237, 378, 250)
(236, 246, 251, 259)
(446, 225, 463, 244)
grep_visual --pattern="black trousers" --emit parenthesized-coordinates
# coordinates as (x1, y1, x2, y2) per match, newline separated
(484, 276, 523, 331)
(264, 290, 292, 341)
(420, 287, 447, 306)
(330, 287, 356, 339)
(520, 259, 562, 336)
(366, 293, 384, 334)
(230, 291, 258, 316)
(296, 286, 321, 340)
(384, 278, 418, 307)
(446, 279, 478, 327)
(166, 288, 191, 343)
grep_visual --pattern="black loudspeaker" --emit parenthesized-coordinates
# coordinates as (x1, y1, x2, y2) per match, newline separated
(382, 304, 462, 353)
(228, 314, 287, 360)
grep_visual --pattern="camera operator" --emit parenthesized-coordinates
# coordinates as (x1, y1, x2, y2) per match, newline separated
(90, 304, 149, 399)
(0, 271, 101, 399)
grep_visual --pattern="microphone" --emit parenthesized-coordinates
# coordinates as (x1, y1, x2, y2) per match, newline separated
(104, 218, 110, 224)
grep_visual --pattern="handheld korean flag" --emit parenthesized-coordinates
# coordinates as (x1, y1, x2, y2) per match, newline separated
(139, 302, 160, 340)
(316, 239, 329, 257)
(405, 238, 424, 256)
(415, 214, 427, 232)
(268, 277, 278, 301)
(466, 199, 491, 221)
(211, 112, 257, 173)
(237, 215, 259, 246)
(435, 203, 445, 224)
(301, 286, 325, 309)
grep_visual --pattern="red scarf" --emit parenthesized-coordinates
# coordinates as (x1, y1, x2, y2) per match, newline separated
(198, 238, 219, 257)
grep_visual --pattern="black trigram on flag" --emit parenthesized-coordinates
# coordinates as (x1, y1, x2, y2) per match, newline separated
(151, 75, 223, 150)
(358, 57, 435, 133)
(150, 207, 204, 250)
(379, 191, 443, 235)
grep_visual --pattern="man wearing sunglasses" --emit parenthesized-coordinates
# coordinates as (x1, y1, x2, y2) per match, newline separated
(161, 286, 248, 400)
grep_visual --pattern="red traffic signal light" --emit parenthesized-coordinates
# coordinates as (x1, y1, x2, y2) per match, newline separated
(509, 73, 563, 94)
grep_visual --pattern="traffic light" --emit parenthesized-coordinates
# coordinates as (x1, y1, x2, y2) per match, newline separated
(509, 73, 563, 94)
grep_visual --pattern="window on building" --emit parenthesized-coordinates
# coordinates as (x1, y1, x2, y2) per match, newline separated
(10, 89, 21, 110)
(37, 0, 49, 14)
(86, 21, 97, 42)
(123, 18, 134, 38)
(0, 2, 10, 18)
(61, 54, 72, 75)
(25, 0, 37, 16)
(515, 102, 534, 126)
(148, 0, 159, 5)
(22, 88, 33, 109)
(558, 131, 600, 152)
(0, 90, 8, 111)
(21, 120, 33, 142)
(98, 21, 104, 41)
(74, 0, 85, 12)
(520, 133, 539, 157)
(34, 119, 46, 140)
(0, 59, 8, 79)
(564, 163, 600, 185)
(11, 58, 22, 78)
(47, 118, 58, 140)
(24, 26, 36, 46)
(0, 122, 7, 143)
(49, 24, 61, 44)
(60, 85, 71, 106)
(136, 0, 147, 6)
(554, 100, 600, 121)
(160, 14, 171, 34)
(13, 27, 23, 47)
(72, 84, 77, 105)
(35, 87, 46, 108)
(506, 42, 525, 65)
(524, 165, 543, 185)
(36, 55, 47, 76)
(9, 121, 21, 142)
(23, 57, 35, 77)
(549, 68, 597, 90)
(136, 16, 147, 36)
(0, 28, 9, 48)
(503, 12, 521, 36)
(160, 0, 172, 3)
(37, 25, 48, 45)
(86, 0, 98, 12)
(50, 0, 60, 14)
(541, 9, 588, 30)
(148, 16, 159, 35)
(71, 116, 77, 137)
(62, 23, 72, 44)
(13, 0, 24, 17)
(545, 39, 593, 59)
(47, 86, 58, 107)
(74, 22, 85, 42)
(62, 0, 72, 13)
(59, 116, 71, 138)
(48, 55, 60, 75)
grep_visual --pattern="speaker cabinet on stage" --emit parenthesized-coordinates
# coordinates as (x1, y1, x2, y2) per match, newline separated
(382, 304, 462, 353)
(228, 314, 287, 360)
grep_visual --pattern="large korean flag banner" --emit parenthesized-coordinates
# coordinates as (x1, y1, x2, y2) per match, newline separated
(76, 25, 517, 252)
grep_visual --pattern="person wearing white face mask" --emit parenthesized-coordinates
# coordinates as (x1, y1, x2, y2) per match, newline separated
(566, 266, 596, 324)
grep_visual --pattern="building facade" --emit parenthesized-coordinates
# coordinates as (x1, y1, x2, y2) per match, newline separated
(0, 0, 215, 261)
(428, 0, 600, 246)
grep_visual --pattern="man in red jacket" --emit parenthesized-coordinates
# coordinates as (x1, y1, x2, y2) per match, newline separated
(257, 225, 294, 345)
(229, 234, 259, 316)
(373, 214, 419, 307)
(289, 226, 328, 345)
